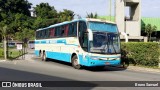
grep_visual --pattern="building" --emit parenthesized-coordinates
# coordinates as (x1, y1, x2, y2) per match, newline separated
(29, 9, 36, 17)
(115, 0, 145, 41)
(142, 17, 160, 41)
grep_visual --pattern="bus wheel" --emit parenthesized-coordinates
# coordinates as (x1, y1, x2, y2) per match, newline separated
(72, 55, 81, 69)
(122, 61, 129, 68)
(39, 51, 43, 57)
(42, 53, 47, 61)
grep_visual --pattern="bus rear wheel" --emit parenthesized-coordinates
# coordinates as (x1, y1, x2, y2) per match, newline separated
(72, 55, 81, 69)
(39, 51, 42, 57)
(42, 53, 47, 61)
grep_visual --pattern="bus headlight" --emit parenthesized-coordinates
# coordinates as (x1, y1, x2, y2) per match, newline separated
(90, 56, 99, 60)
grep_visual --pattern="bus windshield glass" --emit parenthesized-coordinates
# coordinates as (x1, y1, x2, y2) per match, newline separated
(90, 32, 120, 54)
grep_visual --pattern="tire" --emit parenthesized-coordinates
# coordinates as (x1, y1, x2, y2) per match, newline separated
(122, 61, 129, 68)
(121, 57, 129, 68)
(42, 52, 47, 61)
(39, 51, 42, 57)
(72, 55, 81, 69)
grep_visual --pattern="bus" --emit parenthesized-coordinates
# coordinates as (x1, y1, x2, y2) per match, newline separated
(35, 18, 121, 69)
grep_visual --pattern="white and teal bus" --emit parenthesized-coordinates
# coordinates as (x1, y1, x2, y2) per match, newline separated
(35, 18, 121, 69)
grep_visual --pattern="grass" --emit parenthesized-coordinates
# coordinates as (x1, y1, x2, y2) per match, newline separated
(0, 47, 25, 60)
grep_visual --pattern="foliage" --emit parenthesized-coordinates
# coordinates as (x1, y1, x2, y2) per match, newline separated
(34, 3, 57, 19)
(0, 1, 75, 42)
(33, 3, 75, 29)
(0, 47, 23, 59)
(86, 13, 98, 18)
(15, 28, 35, 41)
(0, 25, 7, 39)
(144, 24, 157, 41)
(121, 42, 160, 67)
(0, 25, 9, 59)
(0, 0, 34, 41)
(0, 0, 32, 16)
(58, 9, 75, 22)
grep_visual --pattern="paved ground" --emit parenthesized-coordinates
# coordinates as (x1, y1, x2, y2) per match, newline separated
(0, 49, 160, 90)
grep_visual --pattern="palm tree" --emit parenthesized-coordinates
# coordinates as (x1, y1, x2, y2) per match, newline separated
(86, 12, 98, 18)
(0, 25, 8, 60)
(145, 24, 157, 42)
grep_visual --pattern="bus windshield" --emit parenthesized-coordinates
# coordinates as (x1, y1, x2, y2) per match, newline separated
(90, 32, 120, 54)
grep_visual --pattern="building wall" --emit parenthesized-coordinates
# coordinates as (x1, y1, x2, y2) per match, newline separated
(115, 0, 125, 33)
(116, 0, 141, 37)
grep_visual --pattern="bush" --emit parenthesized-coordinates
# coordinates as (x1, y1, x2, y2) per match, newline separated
(121, 42, 160, 67)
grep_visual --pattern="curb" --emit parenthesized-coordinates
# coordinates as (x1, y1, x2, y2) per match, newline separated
(0, 60, 6, 62)
(127, 66, 160, 73)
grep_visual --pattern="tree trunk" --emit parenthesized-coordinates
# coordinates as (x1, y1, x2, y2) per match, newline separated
(3, 38, 7, 60)
(149, 34, 151, 42)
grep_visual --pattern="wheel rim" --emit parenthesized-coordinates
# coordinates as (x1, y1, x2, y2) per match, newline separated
(43, 54, 46, 60)
(74, 59, 78, 66)
(40, 52, 43, 57)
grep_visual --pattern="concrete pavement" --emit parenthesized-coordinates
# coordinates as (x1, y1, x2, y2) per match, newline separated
(0, 49, 160, 90)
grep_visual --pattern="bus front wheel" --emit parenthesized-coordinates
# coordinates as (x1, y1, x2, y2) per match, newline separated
(72, 55, 81, 69)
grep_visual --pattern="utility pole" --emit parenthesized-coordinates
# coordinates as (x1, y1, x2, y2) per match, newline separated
(109, 0, 112, 21)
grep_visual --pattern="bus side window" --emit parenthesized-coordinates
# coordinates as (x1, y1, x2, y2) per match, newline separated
(50, 28, 55, 38)
(40, 30, 43, 39)
(55, 27, 59, 37)
(46, 29, 49, 38)
(68, 23, 73, 36)
(68, 22, 77, 37)
(61, 25, 68, 37)
(44, 29, 48, 39)
(73, 22, 77, 36)
(61, 25, 65, 36)
(36, 31, 39, 39)
(64, 25, 69, 36)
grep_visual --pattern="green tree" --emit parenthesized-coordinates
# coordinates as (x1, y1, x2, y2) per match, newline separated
(145, 24, 157, 41)
(34, 3, 57, 19)
(0, 0, 32, 16)
(15, 28, 35, 41)
(58, 9, 75, 22)
(0, 0, 33, 37)
(86, 13, 98, 18)
(0, 25, 8, 60)
(10, 13, 34, 32)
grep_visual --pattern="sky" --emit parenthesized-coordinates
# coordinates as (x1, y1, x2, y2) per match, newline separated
(28, 0, 160, 18)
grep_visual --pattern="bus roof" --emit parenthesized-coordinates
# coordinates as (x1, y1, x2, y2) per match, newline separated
(85, 18, 116, 25)
(36, 18, 116, 31)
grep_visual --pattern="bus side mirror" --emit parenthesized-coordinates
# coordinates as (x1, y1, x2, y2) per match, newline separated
(88, 29, 93, 41)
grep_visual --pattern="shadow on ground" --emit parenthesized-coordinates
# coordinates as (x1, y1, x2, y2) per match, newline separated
(36, 58, 127, 72)
(0, 67, 96, 90)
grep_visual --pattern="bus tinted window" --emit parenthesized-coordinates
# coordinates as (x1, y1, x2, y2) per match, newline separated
(61, 25, 69, 37)
(64, 25, 69, 36)
(36, 22, 78, 39)
(56, 27, 61, 37)
(36, 31, 39, 39)
(68, 22, 77, 36)
(49, 28, 55, 38)
(79, 21, 87, 37)
(44, 29, 49, 38)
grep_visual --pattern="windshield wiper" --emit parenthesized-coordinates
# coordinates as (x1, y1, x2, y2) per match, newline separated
(112, 43, 117, 54)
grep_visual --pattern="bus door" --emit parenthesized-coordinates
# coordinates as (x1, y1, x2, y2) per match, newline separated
(78, 21, 88, 52)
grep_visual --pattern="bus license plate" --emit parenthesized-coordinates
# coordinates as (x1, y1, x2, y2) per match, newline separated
(106, 62, 110, 65)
